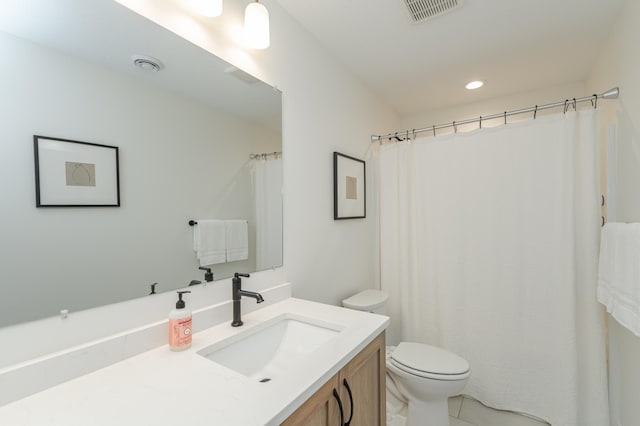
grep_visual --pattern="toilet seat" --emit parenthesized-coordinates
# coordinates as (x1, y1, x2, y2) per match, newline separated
(389, 342, 470, 381)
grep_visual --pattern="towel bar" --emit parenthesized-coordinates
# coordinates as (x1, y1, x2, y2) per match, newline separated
(189, 219, 248, 226)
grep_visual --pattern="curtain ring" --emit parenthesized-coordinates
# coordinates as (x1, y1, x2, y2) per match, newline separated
(504, 111, 507, 125)
(412, 129, 416, 140)
(534, 105, 538, 119)
(593, 94, 598, 109)
(572, 98, 577, 111)
(453, 121, 457, 133)
(405, 130, 409, 141)
(564, 100, 569, 114)
(432, 125, 436, 137)
(479, 116, 482, 129)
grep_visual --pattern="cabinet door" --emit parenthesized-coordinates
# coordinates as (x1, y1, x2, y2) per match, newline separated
(282, 374, 342, 426)
(339, 332, 386, 426)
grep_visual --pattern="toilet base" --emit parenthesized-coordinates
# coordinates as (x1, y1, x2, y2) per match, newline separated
(407, 397, 449, 426)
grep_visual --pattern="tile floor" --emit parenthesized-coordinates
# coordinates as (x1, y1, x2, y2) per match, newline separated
(387, 392, 551, 426)
(448, 396, 550, 426)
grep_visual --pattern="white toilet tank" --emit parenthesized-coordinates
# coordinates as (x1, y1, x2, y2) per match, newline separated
(342, 289, 388, 314)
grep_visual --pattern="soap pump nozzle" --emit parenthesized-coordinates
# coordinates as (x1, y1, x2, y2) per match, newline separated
(175, 290, 191, 309)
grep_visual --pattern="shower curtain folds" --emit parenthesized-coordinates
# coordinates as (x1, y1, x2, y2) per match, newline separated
(379, 109, 609, 426)
(253, 157, 283, 270)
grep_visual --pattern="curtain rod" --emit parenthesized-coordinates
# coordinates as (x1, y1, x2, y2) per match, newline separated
(249, 151, 281, 159)
(371, 87, 620, 143)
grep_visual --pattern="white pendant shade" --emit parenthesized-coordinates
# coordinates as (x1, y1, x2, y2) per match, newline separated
(245, 1, 270, 49)
(193, 0, 222, 18)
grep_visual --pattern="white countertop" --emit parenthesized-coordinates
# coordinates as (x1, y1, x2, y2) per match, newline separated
(0, 298, 389, 425)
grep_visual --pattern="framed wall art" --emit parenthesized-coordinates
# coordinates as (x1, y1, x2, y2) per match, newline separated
(333, 152, 366, 220)
(34, 135, 120, 207)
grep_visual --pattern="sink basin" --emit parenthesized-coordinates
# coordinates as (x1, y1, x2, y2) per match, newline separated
(197, 314, 342, 381)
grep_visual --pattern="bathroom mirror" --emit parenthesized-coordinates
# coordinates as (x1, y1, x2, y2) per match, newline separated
(0, 0, 283, 327)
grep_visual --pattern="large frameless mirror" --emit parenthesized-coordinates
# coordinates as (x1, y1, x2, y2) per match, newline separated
(0, 0, 283, 326)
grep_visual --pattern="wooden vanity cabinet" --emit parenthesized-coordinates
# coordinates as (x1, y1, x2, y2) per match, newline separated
(281, 373, 341, 426)
(282, 332, 386, 426)
(338, 331, 386, 426)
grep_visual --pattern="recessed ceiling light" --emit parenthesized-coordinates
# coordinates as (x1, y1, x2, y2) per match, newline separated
(465, 80, 484, 90)
(131, 54, 163, 72)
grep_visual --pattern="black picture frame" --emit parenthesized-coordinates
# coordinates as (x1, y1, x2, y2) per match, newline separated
(34, 135, 120, 207)
(333, 152, 366, 220)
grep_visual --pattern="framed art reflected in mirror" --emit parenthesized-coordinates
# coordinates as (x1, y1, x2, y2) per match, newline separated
(34, 135, 120, 207)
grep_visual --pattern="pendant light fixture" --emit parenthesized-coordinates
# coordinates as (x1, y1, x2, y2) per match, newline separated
(193, 0, 223, 18)
(244, 0, 270, 49)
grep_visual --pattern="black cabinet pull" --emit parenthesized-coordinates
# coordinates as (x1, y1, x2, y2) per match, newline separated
(333, 388, 344, 426)
(343, 379, 354, 426)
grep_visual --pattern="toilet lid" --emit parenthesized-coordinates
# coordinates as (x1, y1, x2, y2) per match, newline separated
(342, 289, 388, 311)
(391, 342, 469, 376)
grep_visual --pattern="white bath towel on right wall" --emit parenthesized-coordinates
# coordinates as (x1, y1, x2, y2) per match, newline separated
(598, 222, 640, 336)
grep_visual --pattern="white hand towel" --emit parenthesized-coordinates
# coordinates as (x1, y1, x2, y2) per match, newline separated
(597, 222, 640, 336)
(226, 220, 249, 262)
(193, 220, 227, 266)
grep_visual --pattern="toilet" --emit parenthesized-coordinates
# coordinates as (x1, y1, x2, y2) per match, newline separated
(342, 290, 470, 426)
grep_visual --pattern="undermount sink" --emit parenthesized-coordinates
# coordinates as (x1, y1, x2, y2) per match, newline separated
(197, 314, 342, 381)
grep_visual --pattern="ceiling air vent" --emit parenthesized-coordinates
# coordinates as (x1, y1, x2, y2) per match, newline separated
(402, 0, 460, 23)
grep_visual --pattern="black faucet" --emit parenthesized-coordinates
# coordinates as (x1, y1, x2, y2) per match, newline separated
(231, 273, 264, 327)
(199, 267, 214, 282)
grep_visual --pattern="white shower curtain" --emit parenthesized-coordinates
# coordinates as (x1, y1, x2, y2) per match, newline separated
(379, 110, 609, 425)
(253, 157, 283, 270)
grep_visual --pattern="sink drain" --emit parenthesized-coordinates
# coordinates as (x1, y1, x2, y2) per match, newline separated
(259, 378, 271, 383)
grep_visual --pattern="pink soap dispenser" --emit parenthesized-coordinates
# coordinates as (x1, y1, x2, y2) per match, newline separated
(169, 290, 192, 351)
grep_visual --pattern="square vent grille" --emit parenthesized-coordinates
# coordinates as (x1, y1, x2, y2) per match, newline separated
(402, 0, 460, 23)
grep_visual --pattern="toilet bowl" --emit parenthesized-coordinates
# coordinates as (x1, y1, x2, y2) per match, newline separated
(343, 290, 470, 426)
(387, 342, 469, 426)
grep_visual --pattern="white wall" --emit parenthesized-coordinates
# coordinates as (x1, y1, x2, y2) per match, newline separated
(588, 1, 640, 424)
(0, 30, 281, 326)
(0, 0, 397, 367)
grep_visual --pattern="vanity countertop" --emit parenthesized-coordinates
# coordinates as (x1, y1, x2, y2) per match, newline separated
(0, 298, 389, 425)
